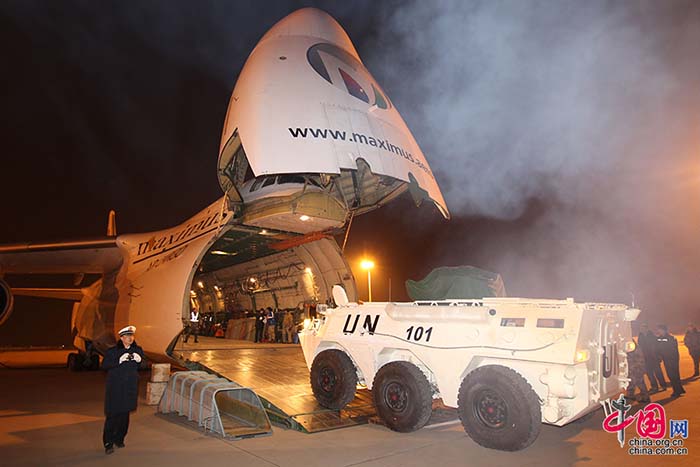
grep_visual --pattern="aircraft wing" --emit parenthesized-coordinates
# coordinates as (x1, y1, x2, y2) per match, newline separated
(0, 237, 123, 326)
(0, 237, 122, 275)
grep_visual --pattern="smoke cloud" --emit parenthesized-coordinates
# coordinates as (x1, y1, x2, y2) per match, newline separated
(363, 0, 700, 325)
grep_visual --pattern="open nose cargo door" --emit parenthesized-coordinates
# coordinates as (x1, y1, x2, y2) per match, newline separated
(216, 8, 449, 235)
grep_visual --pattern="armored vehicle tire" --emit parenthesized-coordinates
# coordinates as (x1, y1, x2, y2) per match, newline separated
(372, 361, 433, 433)
(457, 365, 541, 451)
(310, 349, 358, 409)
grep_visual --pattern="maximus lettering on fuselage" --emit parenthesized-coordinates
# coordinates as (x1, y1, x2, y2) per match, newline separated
(135, 212, 222, 257)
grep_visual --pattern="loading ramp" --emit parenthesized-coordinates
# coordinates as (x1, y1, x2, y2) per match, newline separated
(171, 338, 375, 433)
(158, 370, 273, 439)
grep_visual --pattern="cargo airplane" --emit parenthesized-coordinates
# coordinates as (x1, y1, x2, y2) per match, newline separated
(0, 8, 449, 367)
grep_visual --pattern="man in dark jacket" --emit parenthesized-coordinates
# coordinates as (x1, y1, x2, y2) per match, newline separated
(254, 308, 265, 343)
(655, 324, 685, 397)
(102, 325, 144, 454)
(638, 323, 667, 391)
(684, 323, 700, 377)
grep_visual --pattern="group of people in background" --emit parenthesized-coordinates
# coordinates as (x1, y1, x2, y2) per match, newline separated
(626, 322, 700, 403)
(182, 306, 304, 345)
(254, 307, 299, 344)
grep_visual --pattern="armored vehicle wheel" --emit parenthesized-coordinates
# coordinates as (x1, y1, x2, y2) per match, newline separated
(457, 365, 541, 451)
(372, 361, 433, 433)
(310, 349, 358, 409)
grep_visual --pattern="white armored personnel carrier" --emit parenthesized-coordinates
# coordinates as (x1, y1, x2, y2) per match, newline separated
(299, 286, 640, 451)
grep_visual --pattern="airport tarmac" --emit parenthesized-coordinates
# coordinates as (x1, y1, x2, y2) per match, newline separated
(1, 346, 698, 466)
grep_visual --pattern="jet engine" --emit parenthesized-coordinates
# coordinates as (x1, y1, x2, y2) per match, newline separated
(0, 278, 14, 326)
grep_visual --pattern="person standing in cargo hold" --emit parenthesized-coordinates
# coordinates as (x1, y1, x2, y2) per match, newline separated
(102, 325, 144, 455)
(265, 307, 276, 342)
(282, 309, 295, 343)
(254, 308, 265, 343)
(184, 307, 200, 343)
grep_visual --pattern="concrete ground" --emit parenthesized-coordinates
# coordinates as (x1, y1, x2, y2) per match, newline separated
(1, 348, 698, 466)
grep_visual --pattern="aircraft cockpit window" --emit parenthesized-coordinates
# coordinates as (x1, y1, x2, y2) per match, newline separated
(250, 178, 265, 192)
(277, 174, 306, 185)
(262, 177, 276, 188)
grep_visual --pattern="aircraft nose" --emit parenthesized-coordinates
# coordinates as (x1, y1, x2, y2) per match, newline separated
(257, 7, 360, 60)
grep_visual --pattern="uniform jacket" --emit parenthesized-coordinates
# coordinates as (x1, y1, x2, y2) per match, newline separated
(638, 331, 660, 360)
(283, 312, 294, 331)
(102, 340, 144, 415)
(655, 334, 680, 364)
(255, 310, 265, 328)
(685, 329, 700, 353)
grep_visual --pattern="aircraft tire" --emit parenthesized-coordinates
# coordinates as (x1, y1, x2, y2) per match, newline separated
(87, 353, 100, 371)
(372, 361, 433, 433)
(310, 349, 357, 409)
(457, 365, 541, 451)
(67, 352, 83, 372)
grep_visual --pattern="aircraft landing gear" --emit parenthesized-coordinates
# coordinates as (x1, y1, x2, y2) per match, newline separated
(67, 341, 100, 371)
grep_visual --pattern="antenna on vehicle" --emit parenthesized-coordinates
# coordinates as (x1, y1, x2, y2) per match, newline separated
(107, 210, 117, 236)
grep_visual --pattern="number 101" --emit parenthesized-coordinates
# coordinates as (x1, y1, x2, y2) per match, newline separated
(406, 326, 433, 342)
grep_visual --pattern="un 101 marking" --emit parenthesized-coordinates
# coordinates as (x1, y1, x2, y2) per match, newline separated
(406, 326, 433, 342)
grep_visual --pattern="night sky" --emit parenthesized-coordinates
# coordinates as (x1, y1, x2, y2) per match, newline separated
(1, 1, 699, 345)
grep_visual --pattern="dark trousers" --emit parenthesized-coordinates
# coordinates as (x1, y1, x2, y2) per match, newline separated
(183, 323, 199, 343)
(690, 350, 700, 375)
(644, 355, 666, 389)
(103, 412, 130, 446)
(662, 360, 685, 395)
(254, 324, 264, 343)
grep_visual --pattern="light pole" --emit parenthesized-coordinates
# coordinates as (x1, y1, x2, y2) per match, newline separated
(360, 259, 375, 302)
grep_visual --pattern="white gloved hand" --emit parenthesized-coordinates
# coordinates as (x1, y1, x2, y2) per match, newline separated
(118, 353, 130, 364)
(132, 353, 142, 363)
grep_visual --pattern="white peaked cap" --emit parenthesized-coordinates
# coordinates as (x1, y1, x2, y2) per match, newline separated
(118, 325, 136, 336)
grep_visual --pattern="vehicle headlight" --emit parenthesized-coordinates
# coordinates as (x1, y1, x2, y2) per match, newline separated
(624, 340, 636, 352)
(575, 349, 590, 363)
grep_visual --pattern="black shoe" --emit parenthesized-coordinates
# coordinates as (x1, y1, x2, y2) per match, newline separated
(115, 442, 125, 448)
(105, 444, 114, 455)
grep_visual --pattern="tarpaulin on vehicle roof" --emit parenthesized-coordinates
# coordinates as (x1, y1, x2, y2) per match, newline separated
(405, 266, 506, 301)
